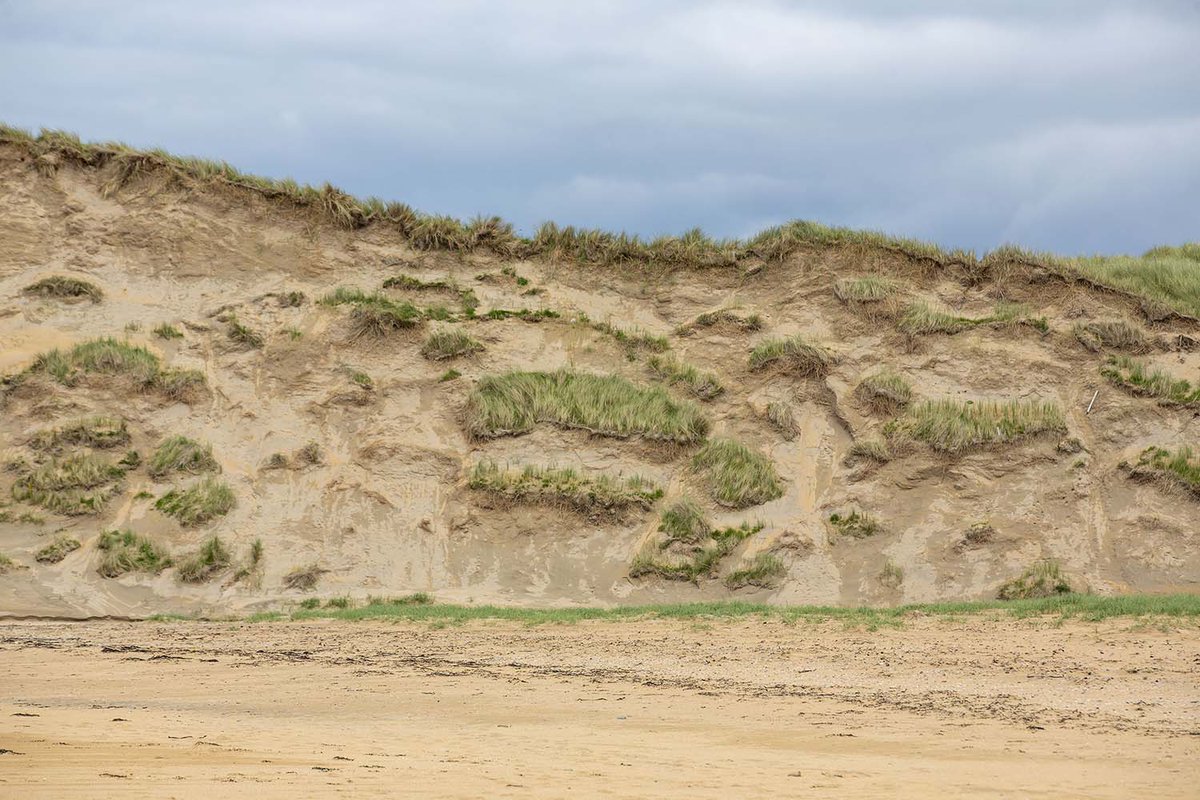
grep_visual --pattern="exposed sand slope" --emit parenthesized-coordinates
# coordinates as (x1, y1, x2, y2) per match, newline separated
(0, 618, 1197, 798)
(1, 142, 1198, 615)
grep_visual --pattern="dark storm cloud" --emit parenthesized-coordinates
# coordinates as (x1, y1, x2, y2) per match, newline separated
(1, 1, 1197, 253)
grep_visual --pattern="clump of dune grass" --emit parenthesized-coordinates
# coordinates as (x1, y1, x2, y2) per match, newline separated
(12, 453, 125, 515)
(421, 328, 483, 361)
(748, 334, 833, 376)
(295, 441, 323, 466)
(468, 461, 661, 517)
(676, 308, 763, 336)
(1126, 445, 1200, 498)
(176, 535, 231, 583)
(899, 300, 1045, 337)
(584, 318, 669, 358)
(829, 510, 880, 538)
(321, 287, 423, 338)
(277, 291, 306, 308)
(845, 438, 893, 465)
(35, 535, 81, 564)
(227, 316, 264, 349)
(232, 538, 265, 585)
(154, 477, 235, 526)
(630, 521, 762, 583)
(0, 553, 18, 573)
(657, 498, 711, 545)
(885, 398, 1066, 454)
(646, 355, 723, 400)
(29, 416, 130, 453)
(765, 402, 798, 440)
(97, 529, 171, 577)
(724, 553, 786, 589)
(1072, 319, 1149, 353)
(1101, 356, 1200, 406)
(153, 323, 183, 340)
(879, 559, 904, 589)
(382, 273, 479, 314)
(147, 436, 219, 479)
(1071, 245, 1200, 319)
(465, 370, 709, 443)
(26, 338, 207, 401)
(439, 369, 461, 382)
(854, 370, 913, 414)
(480, 308, 559, 322)
(284, 563, 327, 591)
(24, 276, 102, 303)
(997, 559, 1072, 600)
(691, 438, 783, 508)
(834, 276, 896, 304)
(959, 521, 997, 549)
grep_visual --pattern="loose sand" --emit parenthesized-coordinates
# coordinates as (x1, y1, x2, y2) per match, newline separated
(1, 616, 1197, 798)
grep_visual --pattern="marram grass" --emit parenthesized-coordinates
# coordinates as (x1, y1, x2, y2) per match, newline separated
(1101, 356, 1200, 406)
(691, 438, 783, 508)
(646, 354, 724, 400)
(748, 335, 833, 375)
(154, 477, 235, 526)
(468, 461, 662, 516)
(886, 398, 1066, 453)
(148, 436, 219, 479)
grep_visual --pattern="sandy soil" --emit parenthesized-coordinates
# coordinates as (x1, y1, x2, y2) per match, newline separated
(1, 617, 1197, 798)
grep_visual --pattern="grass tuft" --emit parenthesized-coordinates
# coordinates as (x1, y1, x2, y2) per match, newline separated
(631, 521, 762, 583)
(646, 355, 723, 400)
(585, 318, 670, 357)
(465, 370, 709, 443)
(12, 453, 125, 515)
(724, 553, 786, 589)
(29, 416, 129, 452)
(1127, 445, 1200, 497)
(834, 276, 896, 303)
(34, 535, 81, 564)
(845, 438, 893, 465)
(176, 535, 231, 583)
(748, 335, 833, 375)
(227, 316, 264, 349)
(691, 438, 783, 508)
(829, 510, 881, 538)
(766, 401, 798, 440)
(1072, 319, 1149, 352)
(284, 563, 327, 591)
(24, 276, 102, 303)
(153, 323, 184, 340)
(657, 498, 712, 545)
(148, 436, 219, 479)
(676, 308, 763, 336)
(154, 477, 235, 526)
(421, 328, 483, 361)
(885, 398, 1066, 453)
(97, 529, 171, 577)
(854, 370, 913, 414)
(468, 461, 661, 517)
(321, 287, 423, 338)
(26, 338, 206, 401)
(1101, 356, 1200, 406)
(997, 559, 1072, 600)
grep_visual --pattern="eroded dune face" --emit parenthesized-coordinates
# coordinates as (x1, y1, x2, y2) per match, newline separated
(0, 140, 1197, 617)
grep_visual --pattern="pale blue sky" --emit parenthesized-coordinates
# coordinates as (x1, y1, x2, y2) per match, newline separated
(2, 1, 1197, 254)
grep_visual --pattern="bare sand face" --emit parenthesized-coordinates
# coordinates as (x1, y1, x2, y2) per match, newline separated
(1, 617, 1197, 798)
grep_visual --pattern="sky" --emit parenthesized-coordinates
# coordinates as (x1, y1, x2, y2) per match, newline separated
(1, 1, 1197, 255)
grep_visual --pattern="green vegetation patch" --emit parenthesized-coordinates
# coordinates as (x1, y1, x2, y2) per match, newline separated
(227, 316, 264, 349)
(0, 553, 16, 573)
(382, 273, 479, 314)
(27, 338, 206, 401)
(1101, 356, 1200, 407)
(153, 323, 184, 340)
(854, 370, 913, 414)
(148, 436, 219, 479)
(23, 275, 103, 303)
(1127, 445, 1200, 498)
(676, 308, 763, 335)
(155, 477, 235, 526)
(468, 461, 661, 517)
(997, 559, 1072, 600)
(1072, 319, 1149, 353)
(421, 328, 483, 361)
(321, 287, 423, 338)
(1072, 246, 1200, 319)
(724, 553, 787, 589)
(630, 521, 762, 583)
(284, 563, 327, 591)
(97, 529, 172, 577)
(829, 509, 881, 538)
(845, 438, 893, 465)
(885, 398, 1066, 454)
(12, 453, 125, 515)
(646, 355, 723, 400)
(35, 535, 81, 564)
(29, 416, 130, 453)
(691, 438, 783, 508)
(657, 498, 711, 545)
(766, 402, 798, 440)
(834, 276, 897, 303)
(465, 370, 709, 443)
(898, 300, 1039, 336)
(585, 318, 670, 357)
(748, 335, 833, 376)
(176, 535, 231, 583)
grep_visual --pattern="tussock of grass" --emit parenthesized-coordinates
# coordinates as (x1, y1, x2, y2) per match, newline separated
(35, 535, 80, 564)
(465, 370, 709, 443)
(153, 323, 183, 340)
(898, 300, 1028, 335)
(766, 402, 798, 439)
(321, 287, 422, 338)
(997, 559, 1072, 600)
(1128, 445, 1200, 497)
(1073, 319, 1149, 352)
(12, 453, 125, 515)
(227, 317, 264, 349)
(176, 535, 231, 583)
(646, 355, 723, 400)
(748, 335, 833, 375)
(0, 553, 16, 573)
(829, 510, 880, 538)
(30, 416, 129, 452)
(26, 338, 206, 401)
(148, 436, 219, 479)
(97, 529, 171, 577)
(691, 438, 782, 508)
(834, 276, 896, 303)
(631, 521, 762, 583)
(24, 276, 102, 302)
(845, 438, 892, 465)
(854, 370, 913, 413)
(421, 328, 483, 361)
(885, 398, 1066, 453)
(154, 477, 235, 526)
(879, 559, 904, 588)
(383, 274, 479, 314)
(1101, 356, 1200, 406)
(724, 553, 786, 589)
(439, 369, 461, 382)
(676, 308, 763, 336)
(1073, 247, 1200, 319)
(468, 461, 661, 517)
(480, 308, 559, 322)
(657, 498, 711, 545)
(284, 563, 327, 591)
(585, 319, 670, 357)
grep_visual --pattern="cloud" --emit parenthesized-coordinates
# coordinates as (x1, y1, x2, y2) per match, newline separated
(0, 0, 1196, 253)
